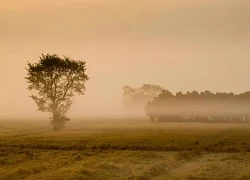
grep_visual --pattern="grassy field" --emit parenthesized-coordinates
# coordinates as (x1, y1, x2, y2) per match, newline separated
(1, 118, 250, 180)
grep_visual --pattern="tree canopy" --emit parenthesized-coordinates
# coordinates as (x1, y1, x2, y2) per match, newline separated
(26, 54, 89, 130)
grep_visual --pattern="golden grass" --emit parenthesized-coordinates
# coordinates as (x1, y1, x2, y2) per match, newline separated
(1, 118, 250, 179)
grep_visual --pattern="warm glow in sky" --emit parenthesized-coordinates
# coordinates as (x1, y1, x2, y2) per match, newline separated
(1, 0, 250, 118)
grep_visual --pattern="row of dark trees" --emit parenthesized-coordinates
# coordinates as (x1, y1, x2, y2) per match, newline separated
(157, 90, 250, 99)
(145, 90, 250, 123)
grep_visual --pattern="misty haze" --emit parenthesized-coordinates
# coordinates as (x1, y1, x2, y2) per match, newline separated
(1, 0, 250, 179)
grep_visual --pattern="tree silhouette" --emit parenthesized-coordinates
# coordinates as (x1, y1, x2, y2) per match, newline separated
(25, 54, 89, 130)
(122, 84, 163, 107)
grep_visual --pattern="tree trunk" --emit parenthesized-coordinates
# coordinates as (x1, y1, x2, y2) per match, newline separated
(52, 105, 60, 130)
(51, 109, 65, 131)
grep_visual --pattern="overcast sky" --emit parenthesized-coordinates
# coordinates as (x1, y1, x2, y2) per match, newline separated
(1, 0, 250, 118)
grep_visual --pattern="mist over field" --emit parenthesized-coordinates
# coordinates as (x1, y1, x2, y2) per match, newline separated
(2, 1, 250, 180)
(1, 0, 250, 119)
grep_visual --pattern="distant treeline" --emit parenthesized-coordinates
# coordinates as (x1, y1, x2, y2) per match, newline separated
(150, 90, 250, 100)
(145, 90, 250, 123)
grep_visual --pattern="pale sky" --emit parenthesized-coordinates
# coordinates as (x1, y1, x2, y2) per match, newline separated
(1, 0, 250, 118)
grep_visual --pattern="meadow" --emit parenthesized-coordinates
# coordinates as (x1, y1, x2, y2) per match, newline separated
(1, 118, 250, 180)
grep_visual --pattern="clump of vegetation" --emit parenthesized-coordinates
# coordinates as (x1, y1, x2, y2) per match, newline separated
(175, 150, 202, 161)
(24, 151, 34, 159)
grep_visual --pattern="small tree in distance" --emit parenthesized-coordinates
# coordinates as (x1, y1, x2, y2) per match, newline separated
(122, 84, 163, 107)
(26, 54, 89, 130)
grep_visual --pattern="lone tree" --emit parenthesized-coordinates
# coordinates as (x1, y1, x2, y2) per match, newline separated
(26, 54, 89, 130)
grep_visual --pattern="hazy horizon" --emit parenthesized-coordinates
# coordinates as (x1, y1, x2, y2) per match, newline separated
(1, 0, 250, 118)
